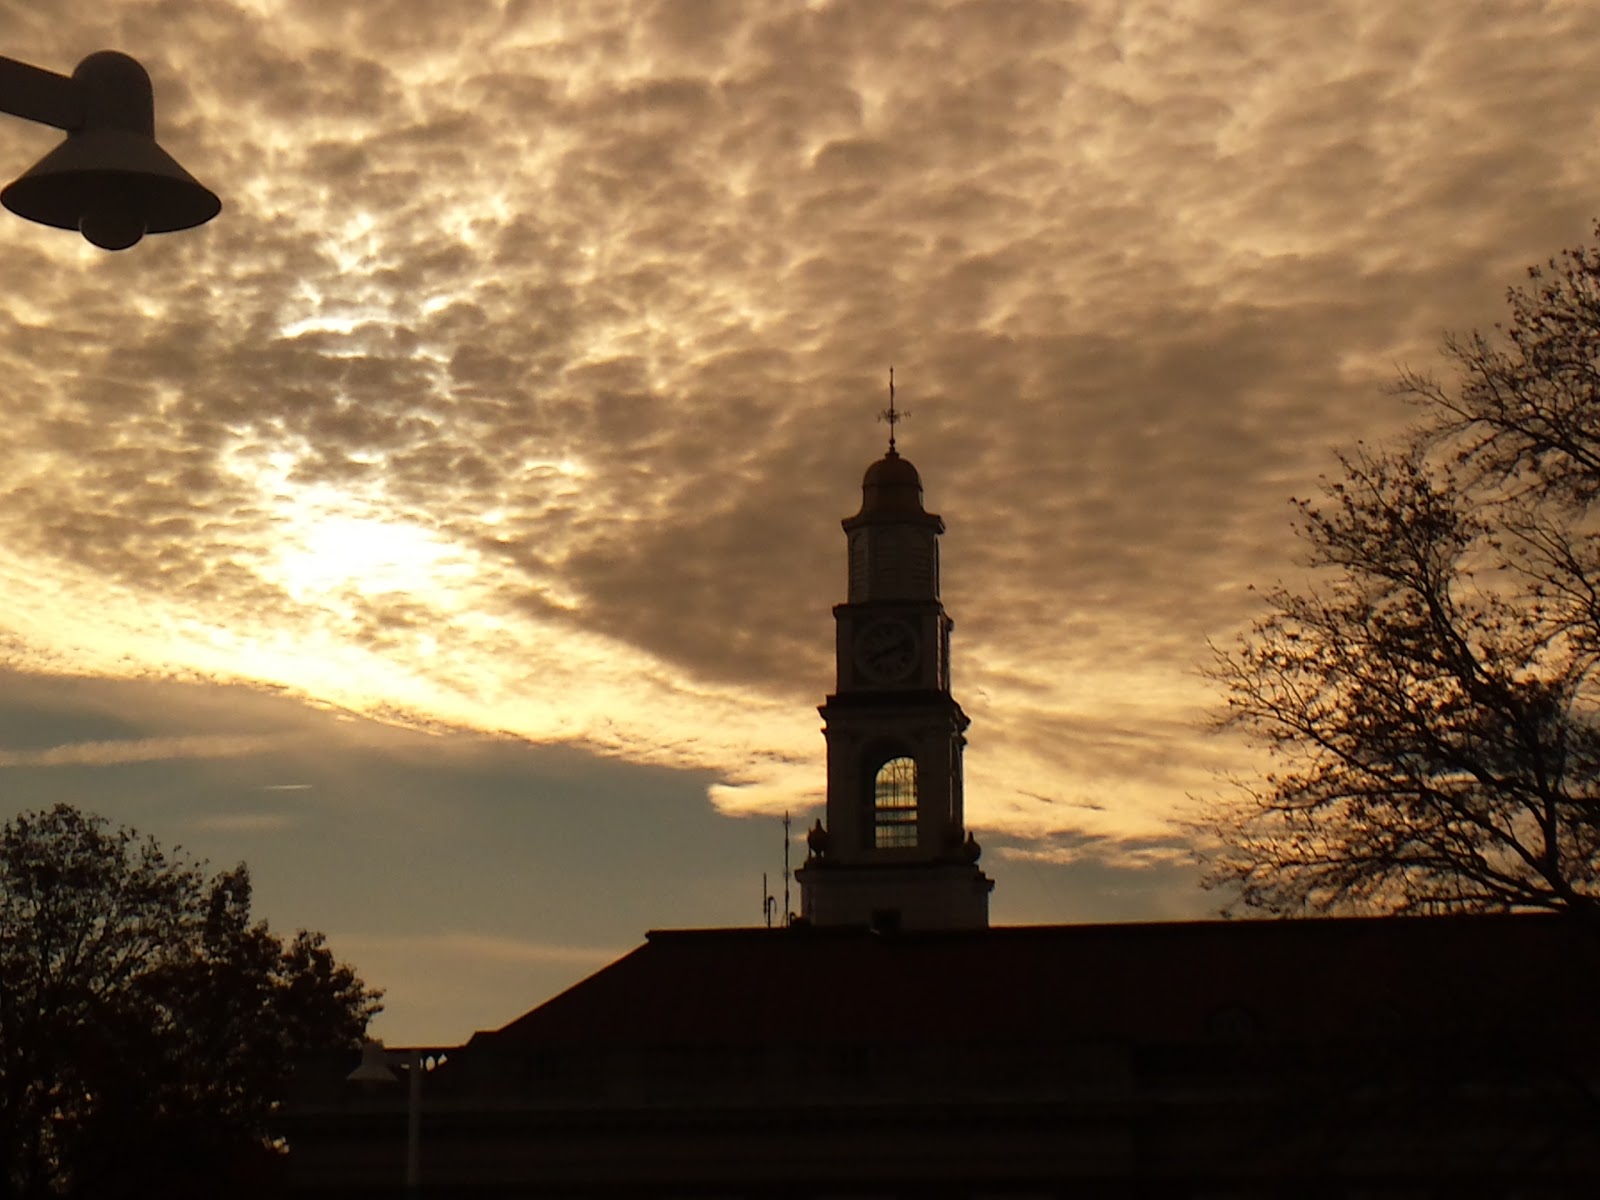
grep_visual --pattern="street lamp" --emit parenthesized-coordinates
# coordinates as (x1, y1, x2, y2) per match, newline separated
(0, 50, 219, 249)
(348, 1039, 435, 1196)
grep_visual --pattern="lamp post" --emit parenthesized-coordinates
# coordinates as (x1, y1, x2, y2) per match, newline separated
(0, 50, 219, 249)
(347, 1040, 425, 1196)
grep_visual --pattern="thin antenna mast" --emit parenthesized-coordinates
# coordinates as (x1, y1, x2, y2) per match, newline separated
(782, 811, 792, 926)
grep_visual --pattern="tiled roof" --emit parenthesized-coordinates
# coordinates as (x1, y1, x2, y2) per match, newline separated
(476, 913, 1599, 1049)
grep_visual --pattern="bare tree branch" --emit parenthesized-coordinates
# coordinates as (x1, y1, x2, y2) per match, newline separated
(1205, 226, 1600, 917)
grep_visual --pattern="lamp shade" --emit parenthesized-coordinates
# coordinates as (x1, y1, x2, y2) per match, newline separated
(1, 129, 220, 248)
(346, 1040, 399, 1086)
(0, 51, 220, 250)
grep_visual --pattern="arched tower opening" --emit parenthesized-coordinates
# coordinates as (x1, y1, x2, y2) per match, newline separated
(873, 756, 919, 848)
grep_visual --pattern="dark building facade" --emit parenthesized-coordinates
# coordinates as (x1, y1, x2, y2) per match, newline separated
(281, 423, 1600, 1197)
(284, 917, 1600, 1196)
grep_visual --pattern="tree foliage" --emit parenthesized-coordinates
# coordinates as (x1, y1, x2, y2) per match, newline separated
(1207, 226, 1600, 918)
(0, 804, 381, 1198)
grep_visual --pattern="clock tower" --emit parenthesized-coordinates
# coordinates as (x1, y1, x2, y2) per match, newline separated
(794, 395, 993, 930)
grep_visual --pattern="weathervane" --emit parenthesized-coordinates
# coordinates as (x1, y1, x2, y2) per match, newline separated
(877, 366, 908, 454)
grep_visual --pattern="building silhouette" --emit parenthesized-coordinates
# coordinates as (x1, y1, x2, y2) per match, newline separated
(282, 422, 1600, 1196)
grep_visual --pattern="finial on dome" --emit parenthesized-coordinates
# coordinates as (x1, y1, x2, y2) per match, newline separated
(877, 366, 907, 456)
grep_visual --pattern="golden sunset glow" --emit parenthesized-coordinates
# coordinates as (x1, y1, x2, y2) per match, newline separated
(2, 0, 1598, 1041)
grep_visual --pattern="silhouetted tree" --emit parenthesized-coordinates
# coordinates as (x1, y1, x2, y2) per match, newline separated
(0, 804, 381, 1198)
(1206, 225, 1600, 918)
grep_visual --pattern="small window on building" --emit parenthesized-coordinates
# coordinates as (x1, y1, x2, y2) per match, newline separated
(870, 908, 902, 933)
(848, 529, 870, 601)
(874, 756, 918, 848)
(1207, 1005, 1257, 1040)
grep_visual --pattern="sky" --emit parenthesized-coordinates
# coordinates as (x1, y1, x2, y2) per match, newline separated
(2, 0, 1598, 1045)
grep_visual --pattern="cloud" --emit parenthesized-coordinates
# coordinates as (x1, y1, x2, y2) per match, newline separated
(2, 0, 1599, 859)
(0, 734, 282, 768)
(996, 836, 1193, 873)
(341, 931, 622, 971)
(333, 930, 630, 1043)
(185, 810, 304, 835)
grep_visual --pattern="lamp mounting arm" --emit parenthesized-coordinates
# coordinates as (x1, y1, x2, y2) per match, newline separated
(0, 56, 84, 133)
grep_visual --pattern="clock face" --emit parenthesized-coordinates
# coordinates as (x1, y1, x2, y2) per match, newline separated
(854, 618, 920, 683)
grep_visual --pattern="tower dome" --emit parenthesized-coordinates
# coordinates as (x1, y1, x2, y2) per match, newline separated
(855, 449, 927, 518)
